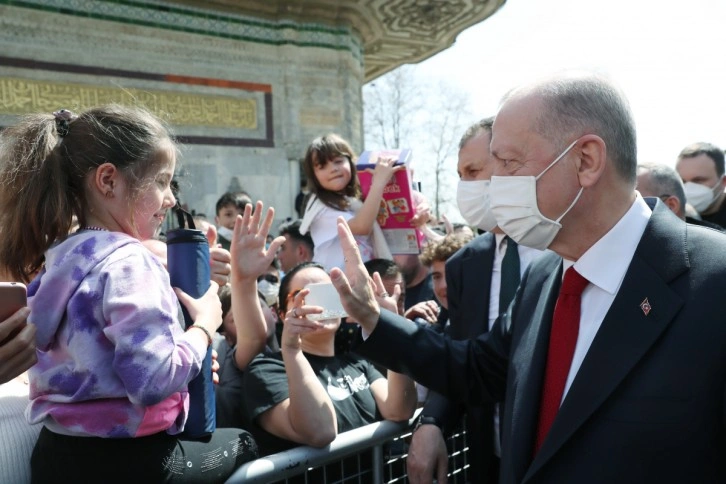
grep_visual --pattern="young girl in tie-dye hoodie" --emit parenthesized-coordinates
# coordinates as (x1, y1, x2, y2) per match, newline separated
(0, 105, 260, 482)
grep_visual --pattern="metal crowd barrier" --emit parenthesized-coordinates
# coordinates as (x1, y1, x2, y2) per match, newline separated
(226, 409, 471, 483)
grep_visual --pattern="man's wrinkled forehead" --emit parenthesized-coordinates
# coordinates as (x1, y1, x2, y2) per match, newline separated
(491, 93, 544, 157)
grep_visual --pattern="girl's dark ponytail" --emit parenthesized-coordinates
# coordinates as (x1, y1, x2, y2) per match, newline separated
(0, 113, 77, 282)
(0, 105, 174, 282)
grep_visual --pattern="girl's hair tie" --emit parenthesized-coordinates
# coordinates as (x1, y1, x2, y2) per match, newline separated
(52, 109, 78, 137)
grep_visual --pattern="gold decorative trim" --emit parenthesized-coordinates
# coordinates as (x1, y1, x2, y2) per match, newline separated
(175, 0, 505, 81)
(0, 77, 258, 130)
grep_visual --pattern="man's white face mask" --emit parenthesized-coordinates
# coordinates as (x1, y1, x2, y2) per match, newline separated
(490, 139, 582, 250)
(217, 226, 234, 241)
(257, 278, 280, 307)
(456, 179, 498, 231)
(683, 179, 723, 213)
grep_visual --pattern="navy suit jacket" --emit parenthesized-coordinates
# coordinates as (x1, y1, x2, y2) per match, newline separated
(357, 200, 726, 483)
(422, 233, 497, 481)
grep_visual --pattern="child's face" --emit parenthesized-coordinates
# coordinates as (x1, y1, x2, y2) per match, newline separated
(222, 308, 237, 346)
(129, 147, 177, 241)
(216, 204, 241, 230)
(431, 260, 448, 310)
(313, 154, 352, 193)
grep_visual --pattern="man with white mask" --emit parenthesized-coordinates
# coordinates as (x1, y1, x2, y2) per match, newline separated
(332, 72, 726, 483)
(408, 118, 543, 484)
(675, 142, 726, 228)
(636, 163, 723, 231)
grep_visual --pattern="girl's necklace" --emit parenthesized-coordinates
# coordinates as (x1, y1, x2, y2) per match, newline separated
(81, 226, 108, 231)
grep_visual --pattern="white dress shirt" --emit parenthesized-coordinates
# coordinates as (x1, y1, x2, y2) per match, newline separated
(488, 234, 545, 329)
(560, 194, 652, 403)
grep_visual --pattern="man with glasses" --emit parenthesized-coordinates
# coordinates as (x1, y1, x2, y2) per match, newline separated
(257, 259, 281, 308)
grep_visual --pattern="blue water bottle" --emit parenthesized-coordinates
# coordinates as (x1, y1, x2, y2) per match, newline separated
(166, 205, 216, 438)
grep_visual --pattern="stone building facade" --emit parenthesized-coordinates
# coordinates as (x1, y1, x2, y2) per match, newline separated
(0, 0, 503, 222)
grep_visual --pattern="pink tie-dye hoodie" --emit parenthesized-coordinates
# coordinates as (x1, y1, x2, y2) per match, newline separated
(26, 230, 208, 438)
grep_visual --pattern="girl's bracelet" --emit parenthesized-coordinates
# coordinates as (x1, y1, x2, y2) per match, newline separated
(187, 324, 213, 347)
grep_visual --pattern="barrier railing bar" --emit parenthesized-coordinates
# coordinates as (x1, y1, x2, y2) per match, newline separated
(226, 410, 421, 483)
(371, 444, 383, 484)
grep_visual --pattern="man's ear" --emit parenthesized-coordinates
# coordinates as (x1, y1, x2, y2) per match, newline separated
(719, 174, 726, 189)
(93, 163, 119, 197)
(295, 243, 306, 259)
(663, 195, 682, 216)
(575, 134, 607, 188)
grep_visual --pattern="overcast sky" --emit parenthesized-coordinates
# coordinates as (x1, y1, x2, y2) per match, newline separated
(414, 0, 726, 167)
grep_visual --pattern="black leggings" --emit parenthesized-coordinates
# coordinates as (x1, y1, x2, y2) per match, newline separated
(31, 426, 257, 483)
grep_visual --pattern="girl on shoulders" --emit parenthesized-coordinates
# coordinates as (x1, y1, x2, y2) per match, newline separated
(0, 105, 271, 483)
(299, 134, 401, 272)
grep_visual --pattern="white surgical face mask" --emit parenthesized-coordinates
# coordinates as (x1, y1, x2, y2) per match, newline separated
(456, 179, 498, 231)
(257, 280, 280, 307)
(683, 180, 722, 213)
(490, 139, 582, 250)
(217, 226, 234, 241)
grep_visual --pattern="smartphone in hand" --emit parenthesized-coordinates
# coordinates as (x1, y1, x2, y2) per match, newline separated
(0, 282, 28, 345)
(303, 282, 347, 321)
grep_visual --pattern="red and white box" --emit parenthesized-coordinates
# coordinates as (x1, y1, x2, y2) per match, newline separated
(357, 149, 424, 254)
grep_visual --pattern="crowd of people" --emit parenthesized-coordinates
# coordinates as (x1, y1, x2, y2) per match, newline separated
(1, 71, 725, 484)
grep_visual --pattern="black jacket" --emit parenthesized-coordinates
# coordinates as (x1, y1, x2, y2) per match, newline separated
(357, 200, 726, 483)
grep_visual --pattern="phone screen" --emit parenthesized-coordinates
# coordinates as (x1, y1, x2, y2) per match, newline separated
(0, 282, 28, 345)
(303, 282, 347, 321)
(0, 282, 27, 321)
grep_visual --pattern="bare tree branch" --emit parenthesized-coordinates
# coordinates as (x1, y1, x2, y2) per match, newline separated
(363, 65, 424, 150)
(363, 67, 473, 220)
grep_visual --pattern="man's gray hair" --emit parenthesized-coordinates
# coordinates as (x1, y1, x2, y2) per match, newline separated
(637, 163, 686, 214)
(524, 74, 638, 184)
(458, 117, 494, 150)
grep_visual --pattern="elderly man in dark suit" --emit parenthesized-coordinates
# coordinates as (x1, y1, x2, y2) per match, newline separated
(329, 72, 726, 483)
(407, 118, 543, 484)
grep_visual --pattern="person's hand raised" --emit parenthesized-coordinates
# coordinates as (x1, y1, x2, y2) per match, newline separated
(230, 201, 284, 282)
(371, 155, 405, 187)
(409, 196, 432, 228)
(330, 217, 380, 333)
(372, 271, 402, 315)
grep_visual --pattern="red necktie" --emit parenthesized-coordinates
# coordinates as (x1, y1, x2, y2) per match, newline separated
(534, 266, 589, 454)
